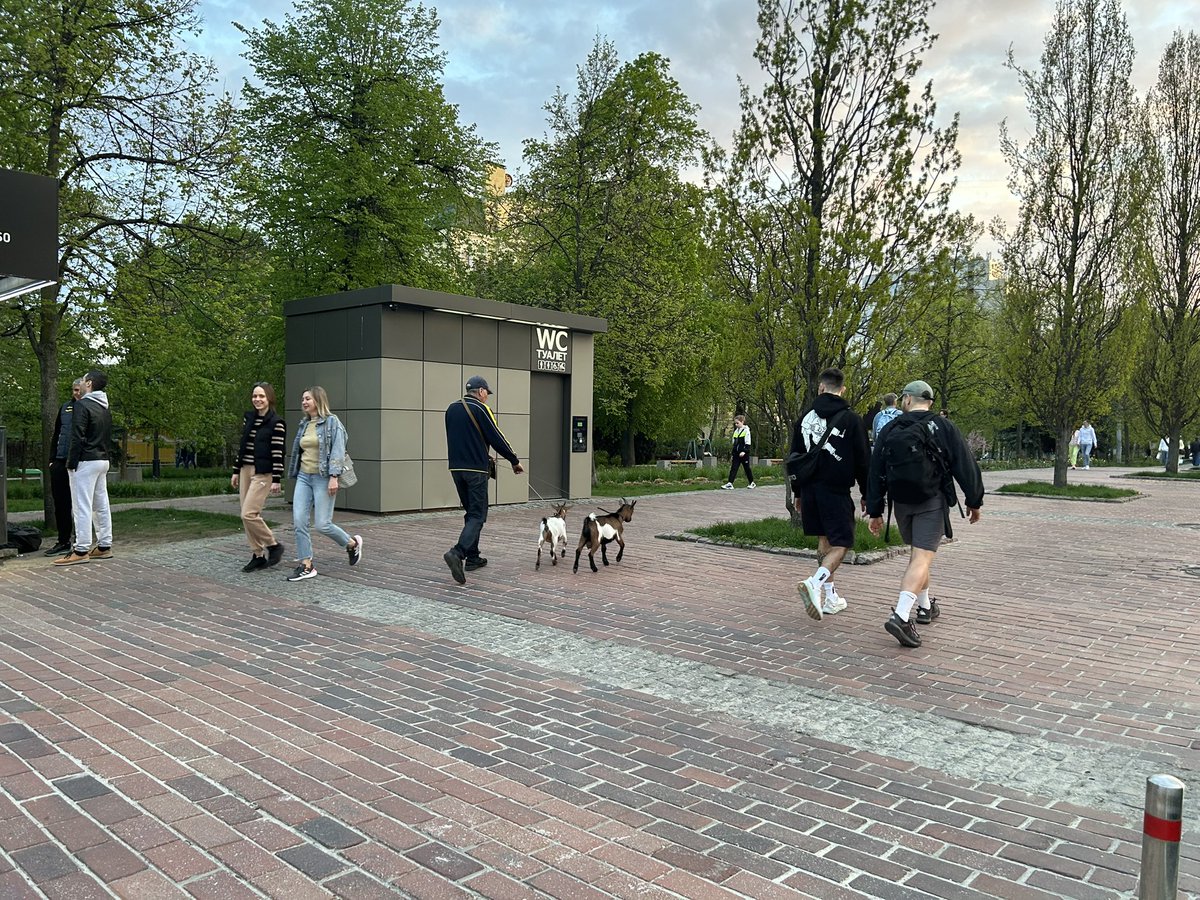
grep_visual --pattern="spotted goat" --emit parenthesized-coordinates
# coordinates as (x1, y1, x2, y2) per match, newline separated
(536, 502, 571, 569)
(573, 499, 637, 573)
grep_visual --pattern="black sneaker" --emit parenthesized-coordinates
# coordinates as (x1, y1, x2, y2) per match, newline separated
(347, 535, 363, 567)
(443, 550, 466, 584)
(266, 543, 285, 567)
(44, 542, 72, 557)
(464, 557, 487, 571)
(242, 555, 268, 573)
(287, 564, 317, 582)
(915, 598, 941, 625)
(884, 611, 922, 648)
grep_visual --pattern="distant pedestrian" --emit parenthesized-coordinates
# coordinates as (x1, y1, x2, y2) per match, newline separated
(1068, 427, 1081, 469)
(793, 368, 871, 619)
(442, 375, 524, 584)
(1158, 437, 1169, 466)
(286, 386, 363, 582)
(1191, 437, 1200, 468)
(54, 370, 114, 566)
(722, 415, 756, 490)
(233, 382, 286, 572)
(867, 381, 984, 648)
(44, 378, 83, 556)
(871, 393, 902, 443)
(1077, 420, 1097, 469)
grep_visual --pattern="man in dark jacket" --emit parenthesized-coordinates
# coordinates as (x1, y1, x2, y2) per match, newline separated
(793, 368, 871, 620)
(442, 375, 524, 584)
(867, 380, 984, 648)
(43, 378, 84, 556)
(53, 369, 114, 567)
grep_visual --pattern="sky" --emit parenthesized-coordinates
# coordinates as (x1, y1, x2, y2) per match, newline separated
(193, 0, 1197, 254)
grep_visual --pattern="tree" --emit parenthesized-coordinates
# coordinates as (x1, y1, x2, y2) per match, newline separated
(707, 0, 961, 453)
(1131, 31, 1200, 472)
(996, 0, 1146, 487)
(479, 40, 713, 465)
(0, 0, 235, 527)
(237, 0, 496, 299)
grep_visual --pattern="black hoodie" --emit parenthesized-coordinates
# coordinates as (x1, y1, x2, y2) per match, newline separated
(789, 392, 870, 495)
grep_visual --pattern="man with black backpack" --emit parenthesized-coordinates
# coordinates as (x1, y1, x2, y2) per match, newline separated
(866, 380, 984, 647)
(792, 368, 871, 620)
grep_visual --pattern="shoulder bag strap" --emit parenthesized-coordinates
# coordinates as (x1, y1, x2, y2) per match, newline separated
(461, 400, 494, 456)
(810, 409, 849, 453)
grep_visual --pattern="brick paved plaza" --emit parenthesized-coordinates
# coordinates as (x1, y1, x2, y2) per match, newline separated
(0, 467, 1196, 898)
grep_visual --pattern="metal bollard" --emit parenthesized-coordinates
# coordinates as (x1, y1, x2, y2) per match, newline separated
(1139, 773, 1185, 900)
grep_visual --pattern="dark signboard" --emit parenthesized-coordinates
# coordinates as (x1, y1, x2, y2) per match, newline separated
(531, 325, 571, 374)
(0, 169, 58, 282)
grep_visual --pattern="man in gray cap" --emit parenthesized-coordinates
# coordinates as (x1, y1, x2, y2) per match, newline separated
(866, 380, 984, 647)
(442, 375, 524, 584)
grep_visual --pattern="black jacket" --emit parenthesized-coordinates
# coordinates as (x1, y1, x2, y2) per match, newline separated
(866, 410, 985, 516)
(51, 398, 75, 461)
(446, 395, 519, 473)
(68, 392, 112, 469)
(789, 393, 870, 494)
(237, 410, 287, 480)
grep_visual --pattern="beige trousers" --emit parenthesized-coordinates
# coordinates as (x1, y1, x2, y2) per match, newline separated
(239, 465, 276, 555)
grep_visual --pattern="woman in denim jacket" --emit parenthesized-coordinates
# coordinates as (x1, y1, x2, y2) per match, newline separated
(286, 386, 363, 581)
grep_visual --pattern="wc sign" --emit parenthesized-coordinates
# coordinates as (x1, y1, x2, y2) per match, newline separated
(532, 326, 571, 373)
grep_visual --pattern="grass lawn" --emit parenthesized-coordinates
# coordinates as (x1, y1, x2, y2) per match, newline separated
(6, 473, 233, 513)
(1124, 469, 1200, 479)
(25, 508, 276, 544)
(594, 464, 786, 497)
(690, 516, 906, 554)
(995, 481, 1138, 499)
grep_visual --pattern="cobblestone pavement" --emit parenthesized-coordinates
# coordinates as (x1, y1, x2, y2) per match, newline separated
(0, 467, 1197, 898)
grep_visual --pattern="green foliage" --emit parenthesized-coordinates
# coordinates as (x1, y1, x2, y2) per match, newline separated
(995, 481, 1138, 498)
(474, 39, 714, 464)
(1125, 468, 1200, 479)
(690, 517, 904, 553)
(593, 463, 785, 496)
(237, 0, 496, 299)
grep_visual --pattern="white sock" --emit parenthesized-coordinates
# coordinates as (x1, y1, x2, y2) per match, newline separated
(917, 589, 930, 610)
(812, 566, 831, 585)
(896, 591, 917, 622)
(823, 581, 837, 598)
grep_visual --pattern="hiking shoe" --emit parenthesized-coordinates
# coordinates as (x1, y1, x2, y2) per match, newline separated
(821, 594, 847, 615)
(348, 535, 363, 567)
(885, 611, 921, 647)
(88, 546, 113, 561)
(52, 551, 91, 567)
(44, 542, 72, 557)
(748, 482, 757, 489)
(287, 564, 317, 582)
(465, 557, 487, 571)
(721, 482, 734, 490)
(266, 543, 285, 567)
(242, 555, 268, 572)
(915, 598, 941, 625)
(797, 577, 823, 621)
(444, 550, 466, 584)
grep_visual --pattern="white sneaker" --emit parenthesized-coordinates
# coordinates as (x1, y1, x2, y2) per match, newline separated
(821, 594, 847, 615)
(748, 482, 757, 489)
(798, 577, 823, 620)
(721, 482, 734, 490)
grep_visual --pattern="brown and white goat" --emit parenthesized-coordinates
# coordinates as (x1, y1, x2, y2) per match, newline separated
(573, 499, 636, 573)
(536, 503, 571, 569)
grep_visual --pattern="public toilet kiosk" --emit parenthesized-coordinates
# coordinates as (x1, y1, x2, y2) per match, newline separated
(283, 284, 607, 513)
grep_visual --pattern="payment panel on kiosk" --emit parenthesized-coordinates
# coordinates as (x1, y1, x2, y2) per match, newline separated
(571, 416, 588, 452)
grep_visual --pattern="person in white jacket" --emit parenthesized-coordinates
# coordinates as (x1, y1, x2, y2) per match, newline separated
(1077, 421, 1097, 469)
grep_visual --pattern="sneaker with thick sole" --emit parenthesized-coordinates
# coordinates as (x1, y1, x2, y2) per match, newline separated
(748, 482, 757, 489)
(43, 542, 72, 557)
(242, 555, 268, 573)
(443, 550, 466, 584)
(465, 557, 488, 571)
(885, 611, 921, 647)
(915, 598, 941, 625)
(797, 577, 823, 620)
(721, 482, 734, 490)
(821, 595, 847, 615)
(287, 564, 317, 582)
(266, 543, 285, 567)
(88, 546, 113, 561)
(52, 551, 91, 567)
(347, 535, 364, 567)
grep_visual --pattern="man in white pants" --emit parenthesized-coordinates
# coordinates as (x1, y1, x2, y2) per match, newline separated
(54, 370, 114, 566)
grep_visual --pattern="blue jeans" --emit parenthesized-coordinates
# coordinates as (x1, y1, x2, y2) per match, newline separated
(451, 470, 489, 561)
(293, 472, 351, 562)
(1079, 444, 1093, 467)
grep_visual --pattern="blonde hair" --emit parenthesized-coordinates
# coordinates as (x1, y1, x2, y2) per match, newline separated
(305, 385, 332, 418)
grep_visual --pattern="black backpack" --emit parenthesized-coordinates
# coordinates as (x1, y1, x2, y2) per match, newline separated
(4, 524, 43, 554)
(881, 416, 946, 504)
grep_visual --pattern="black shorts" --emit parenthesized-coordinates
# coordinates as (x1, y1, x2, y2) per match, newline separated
(799, 484, 856, 548)
(894, 496, 946, 551)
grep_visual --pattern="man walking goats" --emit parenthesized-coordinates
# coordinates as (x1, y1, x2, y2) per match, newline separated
(866, 381, 983, 648)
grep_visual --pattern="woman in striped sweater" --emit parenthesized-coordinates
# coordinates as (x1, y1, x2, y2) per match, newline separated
(232, 382, 287, 572)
